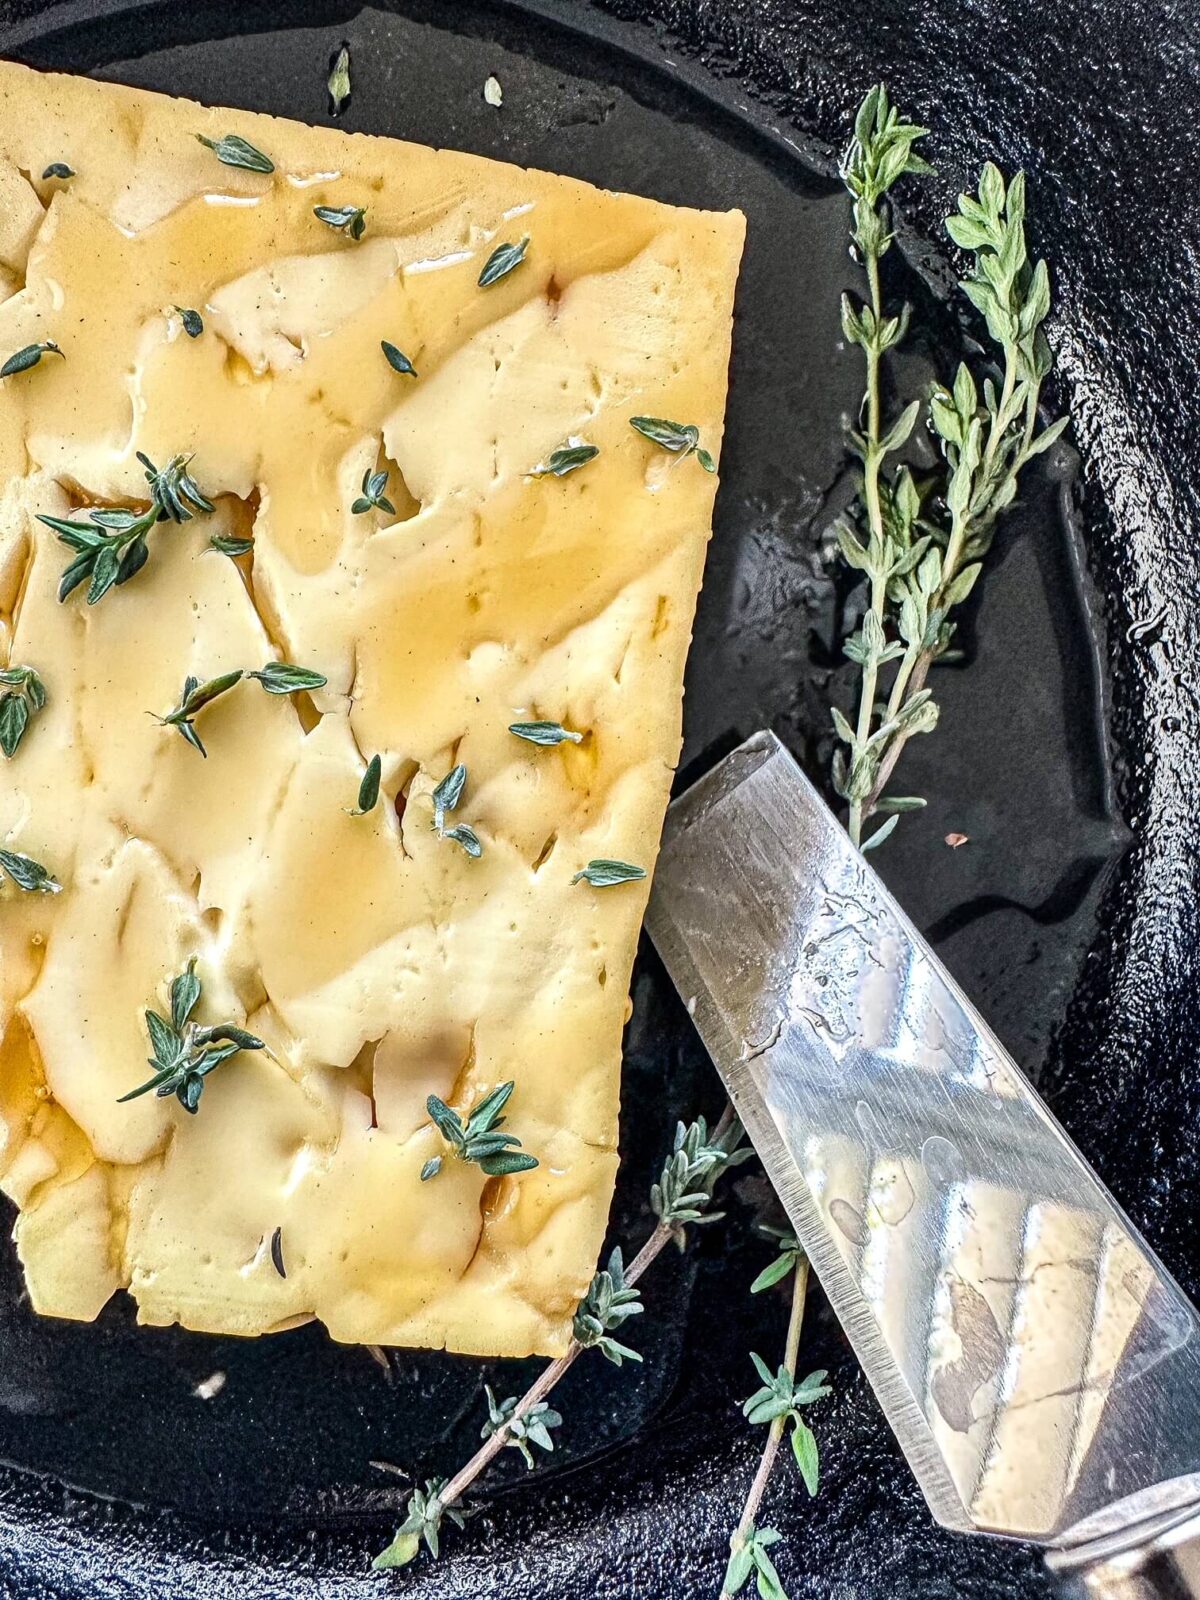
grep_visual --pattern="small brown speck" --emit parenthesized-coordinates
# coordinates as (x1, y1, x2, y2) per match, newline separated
(945, 832, 969, 849)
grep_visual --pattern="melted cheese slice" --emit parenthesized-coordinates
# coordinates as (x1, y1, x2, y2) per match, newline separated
(0, 60, 744, 1356)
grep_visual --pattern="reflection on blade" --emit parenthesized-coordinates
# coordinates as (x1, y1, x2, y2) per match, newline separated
(646, 731, 1200, 1545)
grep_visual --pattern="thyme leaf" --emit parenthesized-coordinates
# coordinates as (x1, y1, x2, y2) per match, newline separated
(372, 1479, 464, 1570)
(478, 235, 528, 287)
(155, 670, 244, 757)
(0, 847, 61, 894)
(210, 534, 253, 557)
(314, 203, 366, 240)
(483, 75, 503, 108)
(196, 132, 274, 174)
(651, 1114, 753, 1241)
(350, 753, 381, 814)
(531, 441, 599, 478)
(571, 859, 645, 888)
(249, 663, 328, 695)
(270, 1227, 286, 1278)
(508, 720, 583, 747)
(1, 342, 62, 378)
(481, 1386, 561, 1468)
(0, 666, 47, 758)
(422, 1080, 538, 1178)
(443, 823, 482, 858)
(573, 1247, 644, 1365)
(629, 414, 716, 471)
(42, 162, 74, 180)
(381, 340, 417, 377)
(175, 306, 204, 338)
(431, 762, 466, 829)
(327, 42, 352, 116)
(119, 959, 264, 1113)
(351, 468, 395, 515)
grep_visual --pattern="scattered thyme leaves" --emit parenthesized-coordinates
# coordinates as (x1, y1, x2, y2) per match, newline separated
(119, 958, 264, 1113)
(196, 132, 274, 174)
(314, 203, 366, 240)
(327, 42, 352, 116)
(0, 847, 60, 895)
(350, 753, 382, 814)
(572, 859, 645, 888)
(155, 670, 243, 758)
(423, 1080, 538, 1178)
(478, 235, 528, 287)
(0, 666, 47, 758)
(351, 468, 395, 515)
(430, 763, 483, 857)
(1, 342, 62, 379)
(481, 1386, 561, 1468)
(509, 720, 583, 747)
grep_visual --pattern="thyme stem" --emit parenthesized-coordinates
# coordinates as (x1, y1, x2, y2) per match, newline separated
(720, 1257, 810, 1600)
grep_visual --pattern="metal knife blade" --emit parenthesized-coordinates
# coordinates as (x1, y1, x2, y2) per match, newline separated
(646, 730, 1200, 1548)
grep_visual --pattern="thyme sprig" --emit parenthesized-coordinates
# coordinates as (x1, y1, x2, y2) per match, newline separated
(481, 1387, 562, 1468)
(431, 762, 482, 857)
(39, 451, 214, 604)
(0, 667, 46, 758)
(421, 1080, 538, 1181)
(834, 87, 1066, 847)
(351, 468, 394, 515)
(572, 1247, 644, 1364)
(118, 959, 264, 1113)
(373, 1109, 749, 1571)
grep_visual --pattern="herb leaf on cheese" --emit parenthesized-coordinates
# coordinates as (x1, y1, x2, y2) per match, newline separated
(327, 42, 352, 116)
(210, 534, 254, 557)
(270, 1227, 286, 1278)
(314, 203, 367, 240)
(196, 132, 275, 174)
(351, 468, 395, 515)
(381, 340, 417, 377)
(350, 753, 382, 814)
(422, 1080, 538, 1179)
(40, 452, 215, 605)
(573, 1248, 644, 1365)
(431, 763, 466, 828)
(249, 663, 329, 694)
(175, 306, 204, 338)
(629, 414, 716, 472)
(42, 162, 74, 180)
(372, 1479, 464, 1569)
(0, 667, 47, 758)
(509, 720, 583, 747)
(478, 235, 529, 287)
(1, 342, 62, 379)
(156, 670, 244, 757)
(481, 1386, 562, 1468)
(531, 441, 599, 478)
(120, 959, 265, 1113)
(572, 859, 646, 888)
(0, 847, 61, 895)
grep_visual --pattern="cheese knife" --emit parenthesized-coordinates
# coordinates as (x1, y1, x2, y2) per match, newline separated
(646, 729, 1200, 1600)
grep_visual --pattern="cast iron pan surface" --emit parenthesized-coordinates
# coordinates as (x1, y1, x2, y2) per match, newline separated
(0, 1, 1197, 1596)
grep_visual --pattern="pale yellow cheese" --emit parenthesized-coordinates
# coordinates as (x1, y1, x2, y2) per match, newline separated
(0, 60, 744, 1356)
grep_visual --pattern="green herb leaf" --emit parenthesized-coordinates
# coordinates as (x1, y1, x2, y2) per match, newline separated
(0, 666, 47, 758)
(381, 339, 417, 377)
(351, 753, 382, 814)
(861, 813, 899, 851)
(571, 859, 646, 887)
(327, 42, 352, 116)
(480, 1385, 562, 1469)
(629, 415, 697, 454)
(483, 75, 503, 107)
(478, 235, 529, 287)
(531, 441, 599, 478)
(431, 762, 466, 829)
(650, 1114, 753, 1239)
(196, 133, 275, 174)
(422, 1079, 537, 1178)
(1, 342, 62, 378)
(573, 1247, 644, 1365)
(508, 720, 583, 746)
(156, 670, 244, 757)
(373, 1479, 464, 1570)
(350, 467, 395, 516)
(42, 162, 74, 180)
(209, 534, 253, 557)
(249, 663, 328, 695)
(420, 1155, 442, 1182)
(443, 823, 482, 858)
(175, 306, 204, 338)
(314, 203, 366, 240)
(0, 847, 61, 894)
(119, 962, 263, 1113)
(170, 958, 202, 1031)
(791, 1417, 820, 1496)
(270, 1227, 286, 1278)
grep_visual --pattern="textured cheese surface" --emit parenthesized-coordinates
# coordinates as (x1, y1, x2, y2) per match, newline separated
(0, 60, 744, 1356)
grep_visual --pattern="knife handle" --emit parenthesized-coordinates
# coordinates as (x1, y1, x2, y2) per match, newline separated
(1047, 1477, 1200, 1599)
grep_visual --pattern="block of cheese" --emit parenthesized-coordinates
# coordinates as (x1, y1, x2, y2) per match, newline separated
(0, 60, 744, 1356)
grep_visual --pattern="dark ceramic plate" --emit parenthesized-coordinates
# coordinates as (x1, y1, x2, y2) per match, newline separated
(1, 2, 1197, 1597)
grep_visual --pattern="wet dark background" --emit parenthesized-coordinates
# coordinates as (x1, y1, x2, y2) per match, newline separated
(1, 1, 1197, 1597)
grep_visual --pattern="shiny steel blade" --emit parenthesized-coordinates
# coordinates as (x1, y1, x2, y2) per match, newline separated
(646, 730, 1200, 1545)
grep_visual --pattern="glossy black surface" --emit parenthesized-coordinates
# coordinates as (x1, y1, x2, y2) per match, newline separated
(0, 2, 1195, 1597)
